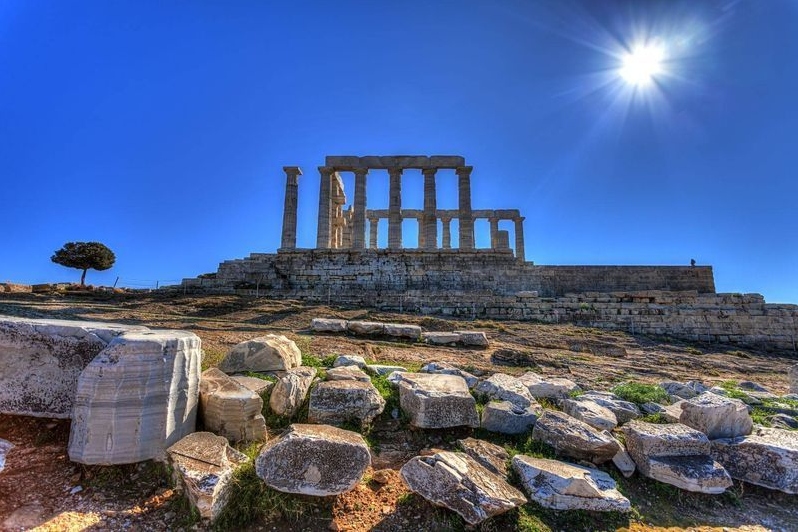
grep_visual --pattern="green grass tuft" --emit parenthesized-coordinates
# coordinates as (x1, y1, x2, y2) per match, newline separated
(611, 381, 669, 405)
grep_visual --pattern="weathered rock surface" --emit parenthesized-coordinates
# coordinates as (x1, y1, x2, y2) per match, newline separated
(421, 332, 461, 345)
(69, 329, 202, 464)
(680, 392, 753, 439)
(219, 334, 301, 373)
(383, 323, 422, 340)
(307, 380, 385, 427)
(710, 426, 798, 494)
(581, 391, 640, 424)
(481, 400, 540, 434)
(0, 438, 13, 473)
(660, 380, 707, 400)
(199, 368, 266, 442)
(512, 455, 631, 512)
(531, 410, 620, 464)
(562, 396, 618, 431)
(167, 432, 248, 521)
(453, 330, 489, 347)
(326, 365, 371, 382)
(457, 437, 510, 476)
(230, 375, 273, 396)
(347, 321, 385, 335)
(367, 364, 407, 376)
(623, 421, 732, 493)
(398, 373, 479, 428)
(789, 364, 798, 394)
(421, 361, 478, 388)
(0, 316, 147, 418)
(519, 372, 580, 399)
(310, 318, 348, 333)
(255, 424, 370, 496)
(475, 373, 536, 409)
(400, 451, 526, 525)
(611, 437, 636, 478)
(333, 355, 367, 369)
(269, 367, 317, 418)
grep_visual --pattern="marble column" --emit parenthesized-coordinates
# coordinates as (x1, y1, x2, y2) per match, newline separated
(316, 167, 333, 249)
(368, 217, 379, 249)
(417, 216, 425, 249)
(352, 169, 368, 249)
(280, 166, 302, 250)
(441, 216, 452, 249)
(489, 216, 499, 250)
(456, 166, 474, 249)
(514, 216, 526, 262)
(422, 168, 438, 249)
(388, 168, 403, 249)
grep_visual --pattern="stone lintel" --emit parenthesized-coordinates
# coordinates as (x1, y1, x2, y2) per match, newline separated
(325, 155, 465, 170)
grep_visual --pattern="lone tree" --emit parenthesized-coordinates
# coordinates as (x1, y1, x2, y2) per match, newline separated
(51, 242, 116, 286)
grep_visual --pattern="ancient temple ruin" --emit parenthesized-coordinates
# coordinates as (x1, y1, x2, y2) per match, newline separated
(280, 156, 526, 259)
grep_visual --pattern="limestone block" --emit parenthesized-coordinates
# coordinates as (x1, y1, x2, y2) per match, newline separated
(481, 400, 540, 434)
(519, 372, 581, 399)
(219, 334, 301, 373)
(326, 365, 371, 382)
(400, 451, 526, 526)
(0, 438, 13, 473)
(333, 354, 367, 369)
(531, 410, 620, 464)
(199, 368, 266, 442)
(623, 421, 711, 459)
(310, 318, 348, 333)
(421, 332, 461, 345)
(383, 323, 422, 340)
(512, 455, 630, 512)
(398, 373, 479, 428)
(69, 329, 202, 464)
(475, 373, 537, 409)
(562, 397, 618, 431)
(269, 367, 317, 418)
(710, 426, 798, 494)
(0, 316, 147, 418)
(660, 381, 701, 399)
(457, 437, 510, 476)
(580, 391, 640, 424)
(646, 455, 731, 494)
(611, 437, 636, 478)
(230, 375, 273, 396)
(347, 321, 385, 335)
(453, 330, 489, 347)
(167, 432, 248, 521)
(679, 392, 753, 439)
(421, 361, 478, 388)
(255, 424, 370, 496)
(429, 155, 465, 167)
(307, 380, 385, 427)
(367, 364, 407, 376)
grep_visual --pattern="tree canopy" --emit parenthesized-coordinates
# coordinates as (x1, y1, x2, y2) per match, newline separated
(51, 241, 116, 286)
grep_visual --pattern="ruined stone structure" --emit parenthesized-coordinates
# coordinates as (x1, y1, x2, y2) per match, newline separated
(181, 155, 798, 351)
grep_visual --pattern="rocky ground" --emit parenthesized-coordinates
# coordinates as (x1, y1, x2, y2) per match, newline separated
(0, 291, 797, 531)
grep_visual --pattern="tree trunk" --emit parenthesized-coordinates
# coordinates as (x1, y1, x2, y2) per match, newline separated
(80, 269, 87, 286)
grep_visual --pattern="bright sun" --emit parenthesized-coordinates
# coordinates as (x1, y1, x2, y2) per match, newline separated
(619, 44, 665, 86)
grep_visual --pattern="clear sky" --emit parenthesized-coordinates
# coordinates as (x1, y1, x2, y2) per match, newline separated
(1, 1, 796, 301)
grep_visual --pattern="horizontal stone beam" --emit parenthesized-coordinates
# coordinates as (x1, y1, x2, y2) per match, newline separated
(366, 208, 521, 220)
(325, 155, 466, 170)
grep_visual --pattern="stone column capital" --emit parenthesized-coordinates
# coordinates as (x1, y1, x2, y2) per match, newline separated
(514, 216, 526, 223)
(318, 166, 333, 175)
(455, 165, 473, 177)
(352, 168, 369, 178)
(283, 166, 302, 177)
(421, 167, 438, 177)
(387, 167, 404, 178)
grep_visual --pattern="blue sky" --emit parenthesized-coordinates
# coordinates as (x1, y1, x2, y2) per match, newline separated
(1, 1, 796, 301)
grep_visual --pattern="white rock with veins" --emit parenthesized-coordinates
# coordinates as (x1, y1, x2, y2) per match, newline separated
(512, 455, 630, 512)
(310, 318, 348, 333)
(398, 373, 479, 428)
(400, 451, 527, 525)
(562, 396, 618, 431)
(519, 371, 580, 399)
(679, 392, 753, 439)
(475, 373, 536, 409)
(199, 368, 266, 442)
(219, 334, 301, 373)
(255, 424, 370, 496)
(269, 367, 317, 418)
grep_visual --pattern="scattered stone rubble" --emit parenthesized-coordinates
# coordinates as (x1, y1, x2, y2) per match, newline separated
(311, 317, 488, 347)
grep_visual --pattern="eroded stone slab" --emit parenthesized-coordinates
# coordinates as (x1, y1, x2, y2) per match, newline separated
(219, 334, 301, 373)
(453, 330, 489, 347)
(421, 361, 478, 389)
(199, 368, 266, 442)
(384, 323, 422, 340)
(481, 400, 540, 435)
(562, 396, 618, 431)
(475, 373, 536, 409)
(68, 329, 202, 464)
(269, 367, 317, 418)
(347, 321, 385, 335)
(400, 451, 526, 525)
(307, 380, 385, 427)
(457, 437, 510, 476)
(421, 332, 461, 345)
(519, 372, 581, 399)
(531, 410, 620, 464)
(255, 424, 370, 496)
(580, 391, 640, 424)
(310, 318, 348, 333)
(646, 455, 731, 494)
(326, 365, 371, 382)
(398, 373, 479, 428)
(512, 455, 630, 512)
(680, 392, 753, 439)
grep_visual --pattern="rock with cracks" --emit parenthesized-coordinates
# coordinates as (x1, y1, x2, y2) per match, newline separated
(310, 318, 348, 333)
(623, 421, 732, 494)
(421, 361, 479, 389)
(400, 451, 526, 526)
(167, 432, 248, 522)
(710, 426, 798, 494)
(398, 373, 479, 429)
(562, 396, 618, 431)
(68, 329, 201, 465)
(679, 392, 753, 440)
(512, 455, 631, 512)
(307, 380, 385, 427)
(457, 438, 510, 476)
(481, 400, 540, 434)
(199, 368, 266, 442)
(326, 365, 371, 382)
(580, 391, 640, 424)
(269, 366, 317, 418)
(519, 371, 581, 399)
(475, 373, 537, 409)
(219, 334, 301, 373)
(531, 410, 620, 464)
(255, 424, 370, 496)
